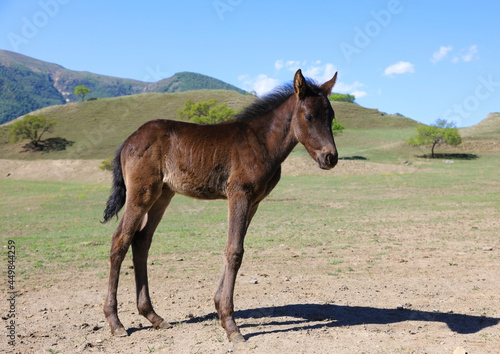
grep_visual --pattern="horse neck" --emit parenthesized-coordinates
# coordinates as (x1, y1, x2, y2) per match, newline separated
(247, 95, 298, 164)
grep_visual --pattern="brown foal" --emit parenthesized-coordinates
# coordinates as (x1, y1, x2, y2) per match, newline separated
(102, 69, 339, 342)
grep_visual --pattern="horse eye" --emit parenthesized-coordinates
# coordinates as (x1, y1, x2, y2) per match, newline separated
(305, 114, 313, 122)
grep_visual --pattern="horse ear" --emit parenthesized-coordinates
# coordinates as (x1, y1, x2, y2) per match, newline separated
(293, 69, 308, 100)
(320, 72, 338, 96)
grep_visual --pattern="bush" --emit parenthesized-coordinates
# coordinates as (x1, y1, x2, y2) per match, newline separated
(329, 93, 355, 103)
(177, 99, 235, 124)
(332, 119, 345, 136)
(99, 157, 114, 171)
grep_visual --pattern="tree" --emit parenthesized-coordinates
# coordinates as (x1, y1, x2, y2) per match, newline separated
(329, 93, 355, 103)
(408, 119, 462, 158)
(74, 85, 90, 102)
(331, 119, 345, 137)
(9, 115, 56, 149)
(177, 99, 235, 124)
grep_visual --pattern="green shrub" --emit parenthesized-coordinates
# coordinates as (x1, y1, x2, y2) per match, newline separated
(177, 99, 235, 124)
(99, 157, 113, 171)
(329, 93, 355, 103)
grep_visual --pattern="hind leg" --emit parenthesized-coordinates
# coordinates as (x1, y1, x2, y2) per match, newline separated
(104, 181, 163, 336)
(132, 188, 175, 329)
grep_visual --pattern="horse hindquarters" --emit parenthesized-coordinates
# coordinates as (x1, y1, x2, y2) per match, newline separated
(104, 137, 169, 335)
(104, 180, 163, 335)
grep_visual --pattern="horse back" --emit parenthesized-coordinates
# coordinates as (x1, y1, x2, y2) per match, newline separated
(121, 119, 238, 199)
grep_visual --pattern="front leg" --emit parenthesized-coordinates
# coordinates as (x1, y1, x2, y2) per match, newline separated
(215, 195, 257, 343)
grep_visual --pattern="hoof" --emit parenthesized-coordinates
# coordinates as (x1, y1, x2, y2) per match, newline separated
(112, 326, 128, 337)
(155, 320, 173, 330)
(228, 332, 245, 343)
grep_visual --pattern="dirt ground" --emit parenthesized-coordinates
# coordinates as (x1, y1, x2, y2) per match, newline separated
(2, 158, 499, 353)
(0, 157, 418, 183)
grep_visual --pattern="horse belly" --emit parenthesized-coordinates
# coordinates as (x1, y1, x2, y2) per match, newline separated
(163, 168, 227, 200)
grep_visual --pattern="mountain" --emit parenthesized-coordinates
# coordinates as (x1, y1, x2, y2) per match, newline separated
(145, 72, 247, 94)
(0, 50, 246, 124)
(0, 62, 66, 123)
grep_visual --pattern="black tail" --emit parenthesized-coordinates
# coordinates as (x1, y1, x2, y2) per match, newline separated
(102, 144, 126, 223)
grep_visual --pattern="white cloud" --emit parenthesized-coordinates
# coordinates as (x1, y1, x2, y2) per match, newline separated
(241, 60, 365, 99)
(335, 81, 366, 99)
(238, 74, 280, 96)
(431, 45, 452, 64)
(274, 59, 302, 72)
(447, 45, 479, 63)
(303, 62, 337, 83)
(335, 81, 362, 92)
(275, 59, 338, 83)
(384, 61, 415, 76)
(285, 60, 302, 72)
(351, 90, 367, 99)
(462, 44, 478, 62)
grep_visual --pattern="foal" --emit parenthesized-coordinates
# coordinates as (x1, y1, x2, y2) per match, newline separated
(102, 69, 339, 342)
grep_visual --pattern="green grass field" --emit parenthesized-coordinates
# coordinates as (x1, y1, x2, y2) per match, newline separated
(1, 89, 499, 281)
(2, 154, 498, 284)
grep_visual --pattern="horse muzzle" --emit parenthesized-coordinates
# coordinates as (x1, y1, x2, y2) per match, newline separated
(317, 152, 338, 170)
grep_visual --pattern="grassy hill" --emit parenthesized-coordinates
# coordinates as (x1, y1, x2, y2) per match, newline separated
(331, 102, 421, 161)
(0, 89, 426, 161)
(460, 112, 500, 138)
(0, 50, 246, 124)
(0, 90, 254, 160)
(1, 88, 498, 162)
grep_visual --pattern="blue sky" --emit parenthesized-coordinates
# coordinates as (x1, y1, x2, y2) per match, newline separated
(1, 0, 499, 127)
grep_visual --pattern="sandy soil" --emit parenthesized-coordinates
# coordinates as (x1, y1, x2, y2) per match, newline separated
(0, 159, 111, 184)
(0, 157, 419, 184)
(2, 158, 499, 353)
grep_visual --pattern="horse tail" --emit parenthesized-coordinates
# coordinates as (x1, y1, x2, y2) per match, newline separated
(102, 143, 126, 223)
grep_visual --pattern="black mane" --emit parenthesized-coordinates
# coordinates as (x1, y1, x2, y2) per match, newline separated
(234, 79, 322, 121)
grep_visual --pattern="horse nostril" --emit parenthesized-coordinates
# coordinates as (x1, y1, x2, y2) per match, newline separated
(325, 153, 338, 167)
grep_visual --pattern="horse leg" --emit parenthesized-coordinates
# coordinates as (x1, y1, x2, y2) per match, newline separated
(104, 182, 163, 336)
(214, 202, 259, 315)
(215, 198, 259, 342)
(132, 188, 174, 329)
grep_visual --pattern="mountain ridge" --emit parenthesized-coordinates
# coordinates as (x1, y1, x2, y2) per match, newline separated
(0, 49, 246, 124)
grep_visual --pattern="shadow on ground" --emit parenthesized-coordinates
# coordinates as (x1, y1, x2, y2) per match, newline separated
(417, 153, 478, 160)
(21, 137, 74, 153)
(114, 303, 500, 338)
(339, 156, 367, 160)
(162, 303, 500, 340)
